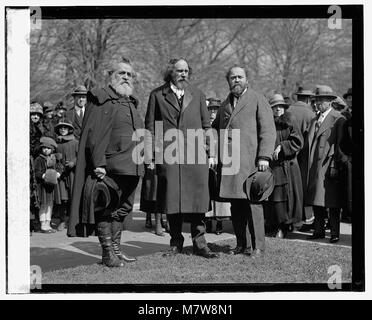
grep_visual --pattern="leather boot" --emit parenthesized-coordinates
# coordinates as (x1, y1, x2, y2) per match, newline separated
(111, 220, 137, 262)
(97, 221, 124, 267)
(145, 212, 152, 229)
(155, 213, 165, 236)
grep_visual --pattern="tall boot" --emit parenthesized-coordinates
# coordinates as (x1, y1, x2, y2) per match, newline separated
(145, 212, 152, 229)
(155, 213, 165, 236)
(111, 220, 137, 263)
(97, 220, 124, 267)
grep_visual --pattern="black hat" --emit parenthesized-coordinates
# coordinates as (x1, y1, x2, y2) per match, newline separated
(207, 98, 221, 110)
(71, 85, 88, 96)
(343, 88, 352, 99)
(294, 86, 313, 97)
(93, 177, 122, 212)
(244, 168, 274, 203)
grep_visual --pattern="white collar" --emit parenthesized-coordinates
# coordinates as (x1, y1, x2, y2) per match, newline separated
(318, 107, 332, 123)
(75, 105, 85, 113)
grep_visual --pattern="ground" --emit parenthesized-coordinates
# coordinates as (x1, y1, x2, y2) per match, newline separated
(31, 204, 352, 288)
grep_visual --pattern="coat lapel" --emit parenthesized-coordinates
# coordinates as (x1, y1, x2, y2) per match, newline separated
(314, 109, 336, 140)
(226, 88, 251, 126)
(163, 85, 181, 112)
(181, 87, 193, 114)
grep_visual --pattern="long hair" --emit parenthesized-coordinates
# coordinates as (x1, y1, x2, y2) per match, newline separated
(162, 58, 193, 83)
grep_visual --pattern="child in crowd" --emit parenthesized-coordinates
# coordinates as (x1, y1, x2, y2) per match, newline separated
(34, 137, 63, 233)
(55, 119, 79, 231)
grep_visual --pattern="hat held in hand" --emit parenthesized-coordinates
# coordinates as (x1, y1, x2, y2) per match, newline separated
(44, 168, 58, 186)
(244, 167, 274, 203)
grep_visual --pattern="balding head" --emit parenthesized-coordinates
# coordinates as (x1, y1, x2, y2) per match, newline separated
(107, 58, 136, 97)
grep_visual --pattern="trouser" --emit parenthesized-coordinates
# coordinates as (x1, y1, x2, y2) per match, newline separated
(167, 213, 208, 251)
(313, 206, 341, 237)
(230, 199, 265, 251)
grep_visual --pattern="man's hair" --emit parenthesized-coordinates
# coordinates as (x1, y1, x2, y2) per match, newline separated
(162, 58, 193, 83)
(225, 64, 248, 81)
(107, 57, 137, 79)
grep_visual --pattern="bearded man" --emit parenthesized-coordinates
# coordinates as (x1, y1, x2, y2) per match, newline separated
(145, 58, 219, 259)
(68, 57, 144, 267)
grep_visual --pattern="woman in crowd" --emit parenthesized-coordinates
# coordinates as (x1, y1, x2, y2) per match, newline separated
(267, 93, 304, 238)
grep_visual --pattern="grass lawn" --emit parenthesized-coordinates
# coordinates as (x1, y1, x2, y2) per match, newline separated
(41, 237, 352, 286)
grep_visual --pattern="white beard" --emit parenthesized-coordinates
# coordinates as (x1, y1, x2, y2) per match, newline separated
(111, 80, 133, 97)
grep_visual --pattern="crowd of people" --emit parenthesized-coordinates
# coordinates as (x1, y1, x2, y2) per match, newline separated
(29, 57, 353, 267)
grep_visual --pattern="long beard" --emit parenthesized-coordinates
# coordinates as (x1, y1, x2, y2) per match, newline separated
(172, 77, 189, 90)
(111, 80, 134, 97)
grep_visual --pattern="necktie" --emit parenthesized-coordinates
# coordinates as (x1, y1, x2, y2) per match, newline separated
(314, 114, 323, 135)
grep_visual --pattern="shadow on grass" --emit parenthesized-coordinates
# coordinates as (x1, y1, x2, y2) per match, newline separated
(30, 247, 100, 273)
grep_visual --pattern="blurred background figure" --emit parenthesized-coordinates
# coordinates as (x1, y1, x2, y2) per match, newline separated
(267, 94, 303, 238)
(53, 102, 67, 126)
(42, 101, 55, 138)
(204, 98, 231, 235)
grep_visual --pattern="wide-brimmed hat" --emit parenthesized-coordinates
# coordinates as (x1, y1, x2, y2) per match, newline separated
(30, 102, 43, 115)
(332, 96, 347, 111)
(55, 118, 74, 134)
(268, 93, 289, 109)
(343, 88, 352, 99)
(207, 98, 221, 110)
(244, 168, 274, 203)
(294, 85, 313, 97)
(40, 136, 57, 150)
(93, 176, 122, 212)
(311, 85, 337, 100)
(71, 85, 88, 96)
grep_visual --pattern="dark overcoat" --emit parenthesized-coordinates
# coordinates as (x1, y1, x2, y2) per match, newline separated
(65, 107, 84, 140)
(213, 87, 276, 199)
(145, 83, 210, 214)
(303, 108, 346, 208)
(270, 113, 303, 224)
(67, 87, 144, 237)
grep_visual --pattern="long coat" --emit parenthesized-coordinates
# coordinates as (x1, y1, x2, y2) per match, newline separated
(56, 134, 79, 201)
(303, 108, 346, 208)
(67, 87, 144, 237)
(270, 113, 303, 224)
(212, 87, 276, 199)
(145, 83, 210, 214)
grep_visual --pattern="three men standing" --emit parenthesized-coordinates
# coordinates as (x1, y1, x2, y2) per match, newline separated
(212, 66, 276, 256)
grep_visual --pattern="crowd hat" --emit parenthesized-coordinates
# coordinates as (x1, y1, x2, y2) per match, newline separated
(343, 88, 352, 99)
(294, 85, 313, 97)
(93, 176, 122, 212)
(43, 101, 54, 113)
(55, 101, 67, 111)
(311, 85, 338, 100)
(268, 93, 289, 109)
(40, 136, 57, 150)
(332, 96, 347, 110)
(207, 98, 221, 110)
(71, 85, 88, 96)
(55, 118, 74, 134)
(244, 168, 274, 203)
(30, 102, 43, 115)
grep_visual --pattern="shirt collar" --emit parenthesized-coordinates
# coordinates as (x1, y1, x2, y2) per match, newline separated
(74, 105, 85, 113)
(318, 107, 332, 122)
